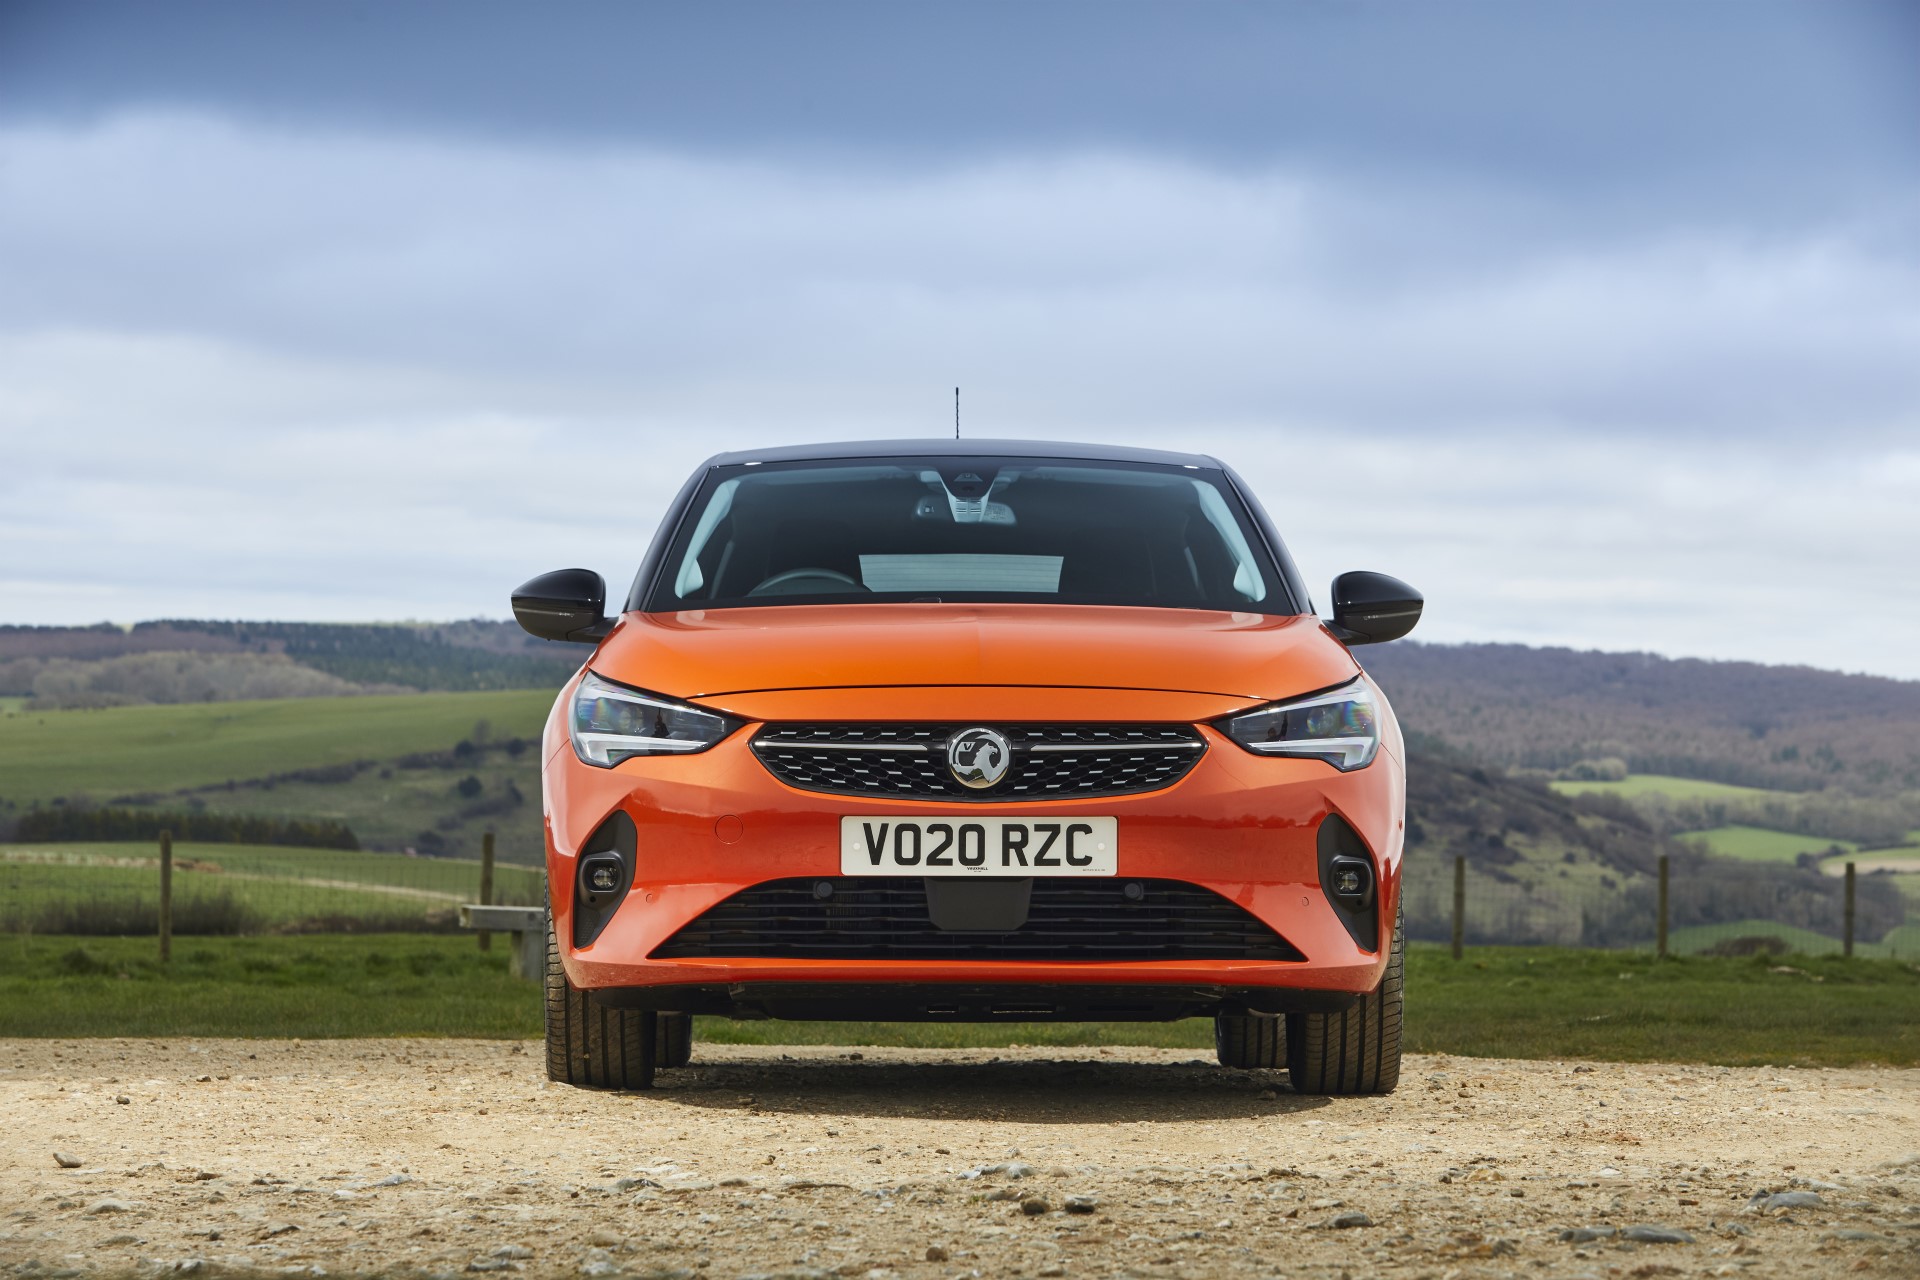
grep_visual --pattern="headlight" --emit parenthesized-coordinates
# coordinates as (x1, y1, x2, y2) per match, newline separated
(1217, 676, 1381, 771)
(569, 672, 741, 768)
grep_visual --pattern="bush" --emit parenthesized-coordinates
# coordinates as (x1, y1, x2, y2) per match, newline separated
(273, 908, 461, 935)
(58, 946, 115, 975)
(5, 892, 259, 936)
(1705, 935, 1789, 957)
(13, 807, 359, 849)
(26, 651, 403, 709)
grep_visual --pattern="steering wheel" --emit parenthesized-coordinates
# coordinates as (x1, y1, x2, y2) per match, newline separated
(747, 567, 865, 596)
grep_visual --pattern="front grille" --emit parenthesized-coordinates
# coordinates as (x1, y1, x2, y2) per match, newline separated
(651, 877, 1300, 962)
(751, 722, 1205, 801)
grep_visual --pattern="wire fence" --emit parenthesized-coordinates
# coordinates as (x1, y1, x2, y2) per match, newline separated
(0, 834, 543, 937)
(1403, 854, 1920, 959)
(2, 834, 1914, 959)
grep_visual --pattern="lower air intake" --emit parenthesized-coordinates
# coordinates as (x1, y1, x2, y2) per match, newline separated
(651, 877, 1302, 962)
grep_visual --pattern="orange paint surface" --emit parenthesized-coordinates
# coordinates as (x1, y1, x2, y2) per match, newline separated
(542, 601, 1406, 1005)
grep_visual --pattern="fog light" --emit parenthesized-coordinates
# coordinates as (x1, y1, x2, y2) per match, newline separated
(572, 812, 637, 949)
(578, 851, 627, 907)
(1327, 854, 1375, 907)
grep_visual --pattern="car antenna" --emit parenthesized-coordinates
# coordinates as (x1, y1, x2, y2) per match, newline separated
(954, 386, 961, 440)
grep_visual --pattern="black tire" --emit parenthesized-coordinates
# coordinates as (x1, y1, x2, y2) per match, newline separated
(543, 912, 655, 1090)
(1214, 1013, 1286, 1068)
(655, 1012, 694, 1069)
(1286, 903, 1403, 1095)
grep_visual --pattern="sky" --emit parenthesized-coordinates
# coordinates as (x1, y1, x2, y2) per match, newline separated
(2, 0, 1917, 677)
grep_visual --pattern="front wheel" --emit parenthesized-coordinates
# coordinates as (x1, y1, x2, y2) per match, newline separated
(543, 912, 655, 1090)
(1214, 1013, 1285, 1068)
(655, 1012, 693, 1068)
(1286, 903, 1403, 1095)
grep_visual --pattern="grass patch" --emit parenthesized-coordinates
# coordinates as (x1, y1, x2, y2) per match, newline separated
(1666, 917, 1919, 959)
(1399, 944, 1920, 1066)
(0, 689, 552, 804)
(1550, 774, 1787, 802)
(1680, 824, 1857, 863)
(700, 946, 1920, 1067)
(0, 842, 545, 932)
(0, 933, 539, 1037)
(4, 938, 1914, 1067)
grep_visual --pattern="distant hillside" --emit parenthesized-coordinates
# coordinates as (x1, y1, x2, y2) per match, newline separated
(5, 622, 1916, 798)
(0, 620, 578, 703)
(1363, 642, 1920, 796)
(1398, 743, 1905, 948)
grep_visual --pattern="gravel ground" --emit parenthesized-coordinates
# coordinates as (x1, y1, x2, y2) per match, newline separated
(3, 1039, 1918, 1279)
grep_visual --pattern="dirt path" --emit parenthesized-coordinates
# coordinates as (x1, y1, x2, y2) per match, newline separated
(3, 1040, 1916, 1279)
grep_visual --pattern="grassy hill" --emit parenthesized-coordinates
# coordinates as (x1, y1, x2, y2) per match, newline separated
(1683, 824, 1858, 862)
(1550, 774, 1787, 803)
(0, 627, 1912, 953)
(1365, 641, 1920, 795)
(1393, 747, 1908, 951)
(0, 620, 578, 703)
(0, 690, 555, 861)
(0, 689, 552, 801)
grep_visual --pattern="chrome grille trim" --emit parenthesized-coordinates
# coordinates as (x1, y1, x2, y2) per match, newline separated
(1025, 741, 1201, 753)
(751, 721, 1206, 801)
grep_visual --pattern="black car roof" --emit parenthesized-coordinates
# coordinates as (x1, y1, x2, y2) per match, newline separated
(702, 438, 1224, 470)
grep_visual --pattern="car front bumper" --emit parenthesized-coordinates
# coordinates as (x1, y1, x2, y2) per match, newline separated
(543, 691, 1406, 1010)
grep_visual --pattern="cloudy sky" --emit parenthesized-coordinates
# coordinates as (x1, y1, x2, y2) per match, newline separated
(2, 1, 1916, 676)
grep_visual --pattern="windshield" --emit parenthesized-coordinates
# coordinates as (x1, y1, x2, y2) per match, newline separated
(646, 456, 1286, 613)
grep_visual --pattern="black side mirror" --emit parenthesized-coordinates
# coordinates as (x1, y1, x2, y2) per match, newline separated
(511, 568, 615, 644)
(1327, 571, 1422, 645)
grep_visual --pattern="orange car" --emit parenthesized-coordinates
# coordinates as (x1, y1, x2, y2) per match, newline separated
(512, 440, 1421, 1093)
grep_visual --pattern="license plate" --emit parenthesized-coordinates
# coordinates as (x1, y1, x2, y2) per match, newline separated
(840, 816, 1117, 876)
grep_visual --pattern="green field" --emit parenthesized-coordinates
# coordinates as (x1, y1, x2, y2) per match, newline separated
(2, 937, 1915, 1067)
(1667, 917, 1920, 959)
(0, 689, 553, 804)
(0, 934, 539, 1037)
(1681, 824, 1858, 863)
(106, 745, 551, 861)
(1550, 773, 1786, 802)
(1825, 847, 1920, 872)
(0, 841, 545, 933)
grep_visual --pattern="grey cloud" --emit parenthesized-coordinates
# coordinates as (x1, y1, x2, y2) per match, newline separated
(2, 113, 1916, 677)
(4, 330, 1919, 677)
(4, 0, 1914, 213)
(4, 115, 1916, 444)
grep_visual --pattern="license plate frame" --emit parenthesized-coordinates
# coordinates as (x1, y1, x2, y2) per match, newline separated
(839, 816, 1117, 877)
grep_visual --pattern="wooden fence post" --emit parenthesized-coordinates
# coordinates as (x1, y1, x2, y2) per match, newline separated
(158, 829, 174, 964)
(1844, 861, 1856, 958)
(1656, 853, 1670, 959)
(1451, 855, 1465, 960)
(478, 830, 496, 952)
